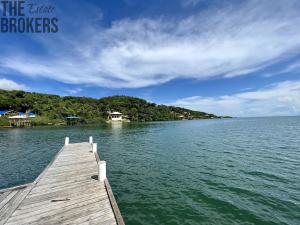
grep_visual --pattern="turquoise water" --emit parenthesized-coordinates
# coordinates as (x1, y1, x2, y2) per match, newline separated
(0, 117, 299, 225)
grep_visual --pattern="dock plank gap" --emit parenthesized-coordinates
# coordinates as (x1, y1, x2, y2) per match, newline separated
(0, 137, 125, 225)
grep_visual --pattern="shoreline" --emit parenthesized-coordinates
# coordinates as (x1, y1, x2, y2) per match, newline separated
(0, 117, 229, 129)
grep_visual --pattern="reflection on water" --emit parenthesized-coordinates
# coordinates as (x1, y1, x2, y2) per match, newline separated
(110, 122, 123, 133)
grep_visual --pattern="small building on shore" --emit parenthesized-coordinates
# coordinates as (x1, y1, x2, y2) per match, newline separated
(8, 114, 31, 127)
(66, 115, 81, 125)
(110, 112, 123, 121)
(178, 115, 185, 120)
(7, 112, 37, 127)
(107, 111, 130, 122)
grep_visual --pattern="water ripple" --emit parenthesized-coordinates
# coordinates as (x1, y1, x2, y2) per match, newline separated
(1, 117, 300, 225)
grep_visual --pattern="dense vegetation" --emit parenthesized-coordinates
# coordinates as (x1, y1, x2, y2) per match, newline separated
(0, 90, 219, 126)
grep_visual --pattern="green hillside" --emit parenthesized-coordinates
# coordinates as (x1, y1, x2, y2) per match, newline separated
(0, 90, 219, 126)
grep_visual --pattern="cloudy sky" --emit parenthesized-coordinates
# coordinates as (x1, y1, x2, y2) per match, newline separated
(0, 0, 300, 117)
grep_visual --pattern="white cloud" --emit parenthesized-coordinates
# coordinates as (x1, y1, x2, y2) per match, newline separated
(0, 78, 26, 91)
(276, 60, 300, 75)
(181, 0, 203, 8)
(262, 59, 300, 77)
(171, 80, 300, 117)
(66, 88, 83, 95)
(1, 0, 300, 88)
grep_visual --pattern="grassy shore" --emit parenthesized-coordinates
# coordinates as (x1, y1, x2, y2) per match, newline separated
(0, 116, 110, 127)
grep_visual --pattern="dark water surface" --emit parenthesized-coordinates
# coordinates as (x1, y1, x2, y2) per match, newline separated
(0, 117, 299, 225)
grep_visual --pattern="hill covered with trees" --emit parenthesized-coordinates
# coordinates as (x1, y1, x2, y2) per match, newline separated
(0, 90, 219, 126)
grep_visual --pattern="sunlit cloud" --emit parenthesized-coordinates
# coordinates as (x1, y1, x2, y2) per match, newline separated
(181, 0, 203, 8)
(261, 59, 300, 77)
(66, 88, 83, 95)
(1, 0, 300, 88)
(0, 78, 27, 91)
(171, 80, 300, 117)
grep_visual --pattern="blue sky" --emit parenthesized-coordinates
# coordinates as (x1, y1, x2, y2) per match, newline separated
(0, 0, 300, 117)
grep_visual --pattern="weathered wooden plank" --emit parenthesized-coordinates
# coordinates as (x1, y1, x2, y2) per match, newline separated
(39, 167, 97, 178)
(76, 211, 116, 225)
(28, 180, 97, 196)
(0, 183, 32, 194)
(34, 174, 96, 184)
(8, 194, 110, 222)
(19, 185, 104, 207)
(0, 192, 12, 206)
(6, 198, 111, 225)
(29, 175, 93, 189)
(97, 217, 118, 225)
(61, 207, 114, 225)
(16, 190, 108, 212)
(30, 201, 114, 225)
(0, 186, 33, 225)
(105, 179, 125, 225)
(47, 160, 95, 170)
(1, 140, 123, 225)
(48, 160, 96, 169)
(0, 191, 17, 210)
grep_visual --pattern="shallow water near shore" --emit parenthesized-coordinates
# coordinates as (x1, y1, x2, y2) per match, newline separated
(0, 117, 299, 225)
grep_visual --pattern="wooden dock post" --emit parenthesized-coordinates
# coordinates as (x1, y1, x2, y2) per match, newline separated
(92, 142, 97, 153)
(64, 137, 69, 146)
(89, 136, 93, 144)
(92, 143, 106, 182)
(99, 161, 107, 182)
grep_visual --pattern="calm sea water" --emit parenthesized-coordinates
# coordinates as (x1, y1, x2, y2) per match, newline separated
(0, 117, 299, 225)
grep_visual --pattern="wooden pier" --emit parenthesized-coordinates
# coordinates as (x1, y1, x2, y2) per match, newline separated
(0, 137, 125, 225)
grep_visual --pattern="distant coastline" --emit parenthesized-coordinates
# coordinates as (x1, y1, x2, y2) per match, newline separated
(0, 90, 229, 128)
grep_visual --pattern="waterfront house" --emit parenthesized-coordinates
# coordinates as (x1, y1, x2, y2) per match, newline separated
(66, 115, 81, 125)
(110, 112, 123, 121)
(7, 112, 37, 127)
(178, 115, 185, 120)
(8, 114, 31, 127)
